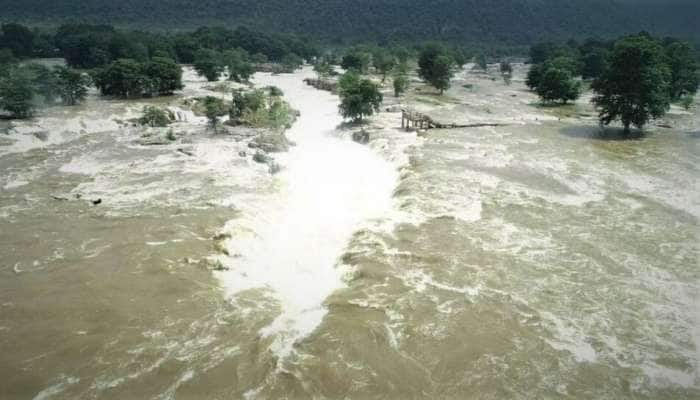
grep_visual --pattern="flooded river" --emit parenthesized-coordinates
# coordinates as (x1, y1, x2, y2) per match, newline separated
(0, 66, 698, 399)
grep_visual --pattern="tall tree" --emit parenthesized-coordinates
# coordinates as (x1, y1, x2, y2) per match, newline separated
(193, 48, 223, 82)
(592, 34, 671, 133)
(0, 67, 35, 118)
(418, 44, 455, 95)
(535, 67, 581, 104)
(338, 72, 382, 122)
(222, 48, 254, 82)
(54, 66, 92, 105)
(144, 56, 183, 95)
(373, 51, 396, 83)
(341, 50, 370, 73)
(664, 40, 699, 101)
(93, 59, 148, 98)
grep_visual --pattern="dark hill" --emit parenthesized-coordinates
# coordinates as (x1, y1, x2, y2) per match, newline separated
(0, 0, 698, 45)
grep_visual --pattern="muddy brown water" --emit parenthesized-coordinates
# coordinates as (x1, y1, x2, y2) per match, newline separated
(0, 66, 698, 399)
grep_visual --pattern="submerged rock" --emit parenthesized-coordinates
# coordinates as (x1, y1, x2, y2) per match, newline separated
(253, 150, 272, 164)
(250, 131, 291, 153)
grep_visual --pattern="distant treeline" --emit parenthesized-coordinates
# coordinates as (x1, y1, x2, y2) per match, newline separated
(0, 23, 320, 68)
(0, 0, 699, 50)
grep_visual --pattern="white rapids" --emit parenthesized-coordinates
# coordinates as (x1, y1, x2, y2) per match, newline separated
(214, 68, 398, 359)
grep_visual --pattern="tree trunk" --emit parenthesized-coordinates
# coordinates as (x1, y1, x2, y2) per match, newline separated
(623, 123, 631, 135)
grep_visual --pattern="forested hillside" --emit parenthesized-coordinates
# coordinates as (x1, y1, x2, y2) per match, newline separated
(0, 0, 698, 46)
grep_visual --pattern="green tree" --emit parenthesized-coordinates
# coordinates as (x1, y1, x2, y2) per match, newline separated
(202, 96, 227, 128)
(193, 49, 223, 81)
(144, 57, 183, 96)
(536, 67, 581, 104)
(0, 23, 35, 58)
(393, 74, 408, 97)
(341, 51, 370, 73)
(138, 106, 173, 127)
(526, 63, 544, 90)
(664, 40, 699, 101)
(279, 53, 303, 73)
(25, 63, 59, 103)
(592, 34, 671, 133)
(418, 44, 455, 94)
(338, 72, 382, 122)
(373, 51, 396, 82)
(54, 66, 92, 105)
(223, 48, 254, 82)
(313, 60, 333, 79)
(580, 39, 610, 80)
(93, 59, 148, 98)
(0, 67, 35, 118)
(230, 89, 265, 123)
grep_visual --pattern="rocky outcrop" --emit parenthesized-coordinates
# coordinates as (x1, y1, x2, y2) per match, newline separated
(249, 131, 292, 153)
(303, 78, 338, 93)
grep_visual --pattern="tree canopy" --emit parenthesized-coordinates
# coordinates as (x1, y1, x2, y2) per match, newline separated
(592, 34, 672, 132)
(418, 44, 455, 94)
(338, 72, 382, 122)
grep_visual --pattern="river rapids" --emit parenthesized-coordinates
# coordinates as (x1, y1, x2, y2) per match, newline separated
(0, 65, 698, 399)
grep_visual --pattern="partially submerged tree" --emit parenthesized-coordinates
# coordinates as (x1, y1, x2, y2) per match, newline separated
(193, 48, 223, 81)
(202, 96, 227, 128)
(0, 67, 35, 118)
(341, 50, 370, 73)
(53, 66, 92, 105)
(338, 72, 382, 122)
(418, 44, 455, 94)
(93, 58, 148, 97)
(592, 34, 671, 133)
(393, 73, 408, 97)
(500, 60, 513, 85)
(222, 48, 254, 82)
(144, 56, 183, 96)
(373, 51, 396, 82)
(664, 40, 699, 102)
(536, 67, 581, 104)
(94, 57, 181, 98)
(313, 60, 333, 79)
(138, 106, 173, 127)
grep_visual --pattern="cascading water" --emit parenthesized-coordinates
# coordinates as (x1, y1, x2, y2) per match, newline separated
(214, 68, 398, 359)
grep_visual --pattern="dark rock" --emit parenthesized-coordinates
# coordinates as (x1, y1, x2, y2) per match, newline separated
(238, 151, 247, 157)
(251, 132, 290, 153)
(177, 148, 195, 156)
(253, 150, 272, 164)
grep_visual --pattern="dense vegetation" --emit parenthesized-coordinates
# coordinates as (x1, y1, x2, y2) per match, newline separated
(0, 22, 317, 117)
(1, 1, 698, 52)
(527, 33, 699, 131)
